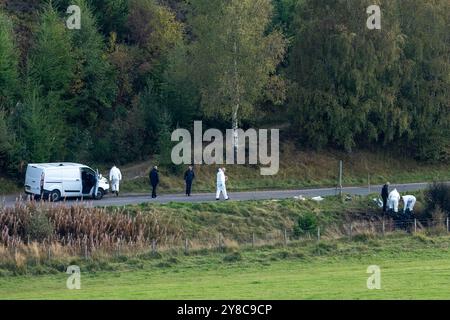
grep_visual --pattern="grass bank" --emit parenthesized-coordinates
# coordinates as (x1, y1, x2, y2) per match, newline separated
(1, 235, 449, 299)
(0, 190, 441, 278)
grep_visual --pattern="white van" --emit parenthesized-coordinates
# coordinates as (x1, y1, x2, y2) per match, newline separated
(24, 163, 110, 201)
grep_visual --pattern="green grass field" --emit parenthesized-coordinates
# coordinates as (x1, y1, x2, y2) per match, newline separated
(1, 235, 449, 300)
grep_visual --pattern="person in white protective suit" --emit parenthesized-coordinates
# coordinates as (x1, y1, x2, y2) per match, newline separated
(109, 165, 122, 197)
(401, 195, 417, 214)
(216, 168, 229, 201)
(388, 188, 400, 213)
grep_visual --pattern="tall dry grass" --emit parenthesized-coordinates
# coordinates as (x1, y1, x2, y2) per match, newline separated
(0, 202, 185, 258)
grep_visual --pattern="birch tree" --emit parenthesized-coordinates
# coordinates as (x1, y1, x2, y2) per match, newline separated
(187, 0, 286, 147)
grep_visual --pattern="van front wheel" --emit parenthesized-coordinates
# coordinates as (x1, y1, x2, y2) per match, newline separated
(49, 190, 61, 202)
(95, 188, 104, 200)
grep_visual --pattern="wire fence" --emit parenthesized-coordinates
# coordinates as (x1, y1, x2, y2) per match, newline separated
(40, 217, 449, 260)
(175, 217, 450, 254)
(1, 198, 449, 262)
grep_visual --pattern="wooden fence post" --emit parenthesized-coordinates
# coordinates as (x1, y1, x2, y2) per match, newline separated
(349, 223, 353, 239)
(184, 238, 189, 255)
(252, 233, 255, 248)
(152, 239, 157, 254)
(317, 227, 321, 242)
(414, 219, 417, 233)
(284, 229, 288, 246)
(339, 160, 343, 198)
(84, 240, 88, 260)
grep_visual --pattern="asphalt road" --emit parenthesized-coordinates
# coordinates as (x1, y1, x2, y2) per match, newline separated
(0, 182, 433, 208)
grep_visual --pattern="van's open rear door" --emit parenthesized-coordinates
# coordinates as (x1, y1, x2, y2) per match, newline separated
(25, 165, 44, 196)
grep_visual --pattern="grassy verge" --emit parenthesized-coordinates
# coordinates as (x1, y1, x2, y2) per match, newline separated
(0, 177, 21, 195)
(130, 196, 372, 240)
(1, 234, 449, 299)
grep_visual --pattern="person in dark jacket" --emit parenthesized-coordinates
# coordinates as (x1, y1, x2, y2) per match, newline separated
(149, 166, 159, 198)
(381, 182, 390, 213)
(184, 165, 195, 196)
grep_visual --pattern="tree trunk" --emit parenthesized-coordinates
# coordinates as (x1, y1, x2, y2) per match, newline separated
(233, 40, 240, 151)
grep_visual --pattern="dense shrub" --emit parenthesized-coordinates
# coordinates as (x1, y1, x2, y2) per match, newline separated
(293, 212, 318, 237)
(223, 251, 242, 263)
(425, 183, 450, 217)
(28, 213, 53, 242)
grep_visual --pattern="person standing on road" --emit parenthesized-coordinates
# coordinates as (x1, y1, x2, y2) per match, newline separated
(109, 164, 122, 197)
(184, 165, 195, 196)
(149, 166, 159, 198)
(216, 167, 229, 200)
(381, 182, 390, 213)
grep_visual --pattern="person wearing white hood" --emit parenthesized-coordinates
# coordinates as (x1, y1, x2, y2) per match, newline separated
(388, 188, 400, 213)
(216, 168, 229, 200)
(109, 165, 122, 197)
(401, 195, 417, 214)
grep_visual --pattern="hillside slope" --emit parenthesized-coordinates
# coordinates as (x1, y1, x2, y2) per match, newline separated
(117, 147, 450, 193)
(1, 147, 449, 195)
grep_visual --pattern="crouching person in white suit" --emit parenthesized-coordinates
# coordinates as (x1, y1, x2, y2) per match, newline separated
(216, 168, 229, 201)
(388, 188, 401, 213)
(109, 165, 122, 197)
(402, 195, 417, 214)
